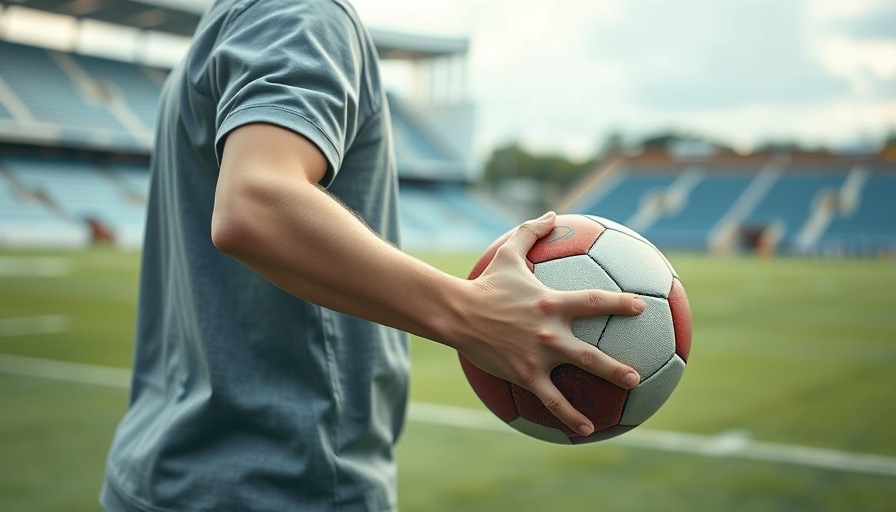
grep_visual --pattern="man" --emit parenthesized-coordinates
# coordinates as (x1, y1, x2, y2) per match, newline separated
(101, 0, 645, 510)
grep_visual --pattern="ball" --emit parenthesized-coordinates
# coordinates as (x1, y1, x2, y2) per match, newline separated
(458, 214, 692, 444)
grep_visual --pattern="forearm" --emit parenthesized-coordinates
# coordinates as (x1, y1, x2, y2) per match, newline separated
(212, 123, 644, 436)
(211, 170, 466, 345)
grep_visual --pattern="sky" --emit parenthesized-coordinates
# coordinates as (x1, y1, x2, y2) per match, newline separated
(2, 0, 895, 160)
(349, 0, 896, 159)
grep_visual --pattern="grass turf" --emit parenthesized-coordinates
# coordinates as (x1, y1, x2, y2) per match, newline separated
(0, 247, 894, 511)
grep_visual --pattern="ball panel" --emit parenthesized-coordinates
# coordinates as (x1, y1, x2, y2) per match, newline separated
(619, 354, 686, 426)
(585, 215, 679, 278)
(588, 230, 673, 297)
(507, 417, 572, 445)
(528, 214, 605, 263)
(585, 215, 653, 246)
(571, 424, 637, 445)
(571, 316, 610, 348)
(534, 254, 621, 293)
(458, 354, 519, 422)
(668, 278, 693, 362)
(598, 296, 675, 378)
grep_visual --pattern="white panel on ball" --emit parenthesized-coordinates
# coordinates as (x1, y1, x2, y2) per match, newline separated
(588, 215, 679, 279)
(508, 417, 573, 444)
(589, 230, 673, 297)
(534, 255, 621, 293)
(586, 215, 652, 245)
(620, 354, 686, 425)
(597, 296, 675, 378)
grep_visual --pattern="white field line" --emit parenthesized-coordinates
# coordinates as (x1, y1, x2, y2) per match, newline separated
(0, 353, 129, 388)
(2, 353, 895, 477)
(0, 315, 70, 337)
(0, 257, 71, 277)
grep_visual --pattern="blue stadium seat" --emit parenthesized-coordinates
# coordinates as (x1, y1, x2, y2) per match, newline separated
(820, 172, 896, 251)
(743, 173, 845, 249)
(0, 170, 90, 247)
(647, 173, 754, 248)
(387, 93, 468, 180)
(399, 183, 515, 251)
(3, 158, 146, 247)
(580, 172, 678, 225)
(71, 54, 164, 131)
(0, 41, 134, 146)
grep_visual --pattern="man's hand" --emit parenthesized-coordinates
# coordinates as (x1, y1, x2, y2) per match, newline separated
(454, 212, 645, 437)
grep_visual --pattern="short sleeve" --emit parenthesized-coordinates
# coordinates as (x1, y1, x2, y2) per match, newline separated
(209, 0, 366, 185)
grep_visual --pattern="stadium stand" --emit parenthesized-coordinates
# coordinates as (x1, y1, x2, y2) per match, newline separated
(3, 2, 891, 256)
(0, 1, 516, 252)
(558, 148, 896, 255)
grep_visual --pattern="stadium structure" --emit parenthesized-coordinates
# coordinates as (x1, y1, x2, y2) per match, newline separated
(0, 0, 516, 251)
(555, 141, 896, 257)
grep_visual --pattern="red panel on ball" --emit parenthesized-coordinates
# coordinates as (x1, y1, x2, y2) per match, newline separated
(458, 354, 519, 422)
(527, 215, 605, 264)
(668, 278, 692, 362)
(510, 364, 627, 441)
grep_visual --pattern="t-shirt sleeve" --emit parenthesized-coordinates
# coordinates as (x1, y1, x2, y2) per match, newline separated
(208, 0, 365, 186)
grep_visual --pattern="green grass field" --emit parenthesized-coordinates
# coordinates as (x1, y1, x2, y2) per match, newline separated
(1, 248, 895, 511)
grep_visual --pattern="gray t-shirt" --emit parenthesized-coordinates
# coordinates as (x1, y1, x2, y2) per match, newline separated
(102, 1, 409, 510)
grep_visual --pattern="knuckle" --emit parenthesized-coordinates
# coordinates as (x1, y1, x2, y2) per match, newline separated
(533, 328, 559, 347)
(586, 290, 607, 310)
(517, 222, 538, 236)
(535, 296, 559, 315)
(578, 348, 597, 369)
(543, 393, 564, 411)
(518, 370, 539, 389)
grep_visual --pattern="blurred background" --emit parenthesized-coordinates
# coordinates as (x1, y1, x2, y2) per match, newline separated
(0, 0, 894, 511)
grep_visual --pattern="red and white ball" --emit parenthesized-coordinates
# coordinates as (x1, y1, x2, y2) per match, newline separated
(459, 214, 692, 444)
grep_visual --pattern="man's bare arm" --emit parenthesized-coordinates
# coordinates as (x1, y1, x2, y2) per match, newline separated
(211, 123, 644, 436)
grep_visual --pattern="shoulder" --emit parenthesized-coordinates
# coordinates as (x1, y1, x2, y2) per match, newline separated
(227, 0, 362, 34)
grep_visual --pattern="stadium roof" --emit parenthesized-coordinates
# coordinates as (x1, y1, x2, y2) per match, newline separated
(368, 28, 468, 60)
(2, 0, 470, 59)
(1, 0, 204, 36)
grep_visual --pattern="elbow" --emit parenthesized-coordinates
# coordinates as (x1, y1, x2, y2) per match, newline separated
(211, 202, 246, 256)
(211, 188, 263, 258)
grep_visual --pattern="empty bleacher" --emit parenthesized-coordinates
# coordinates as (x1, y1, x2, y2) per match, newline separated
(0, 26, 514, 252)
(399, 182, 514, 251)
(580, 173, 678, 224)
(559, 154, 896, 255)
(70, 53, 164, 132)
(646, 172, 755, 249)
(0, 166, 90, 247)
(2, 157, 146, 248)
(820, 171, 896, 253)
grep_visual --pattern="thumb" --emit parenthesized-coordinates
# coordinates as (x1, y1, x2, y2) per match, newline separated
(500, 211, 557, 257)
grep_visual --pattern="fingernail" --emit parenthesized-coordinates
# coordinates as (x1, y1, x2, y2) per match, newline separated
(632, 296, 647, 312)
(577, 424, 594, 436)
(624, 372, 640, 388)
(537, 211, 554, 221)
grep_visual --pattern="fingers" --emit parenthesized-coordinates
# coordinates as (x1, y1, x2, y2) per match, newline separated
(571, 342, 640, 389)
(497, 211, 556, 259)
(527, 375, 597, 436)
(558, 289, 647, 318)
